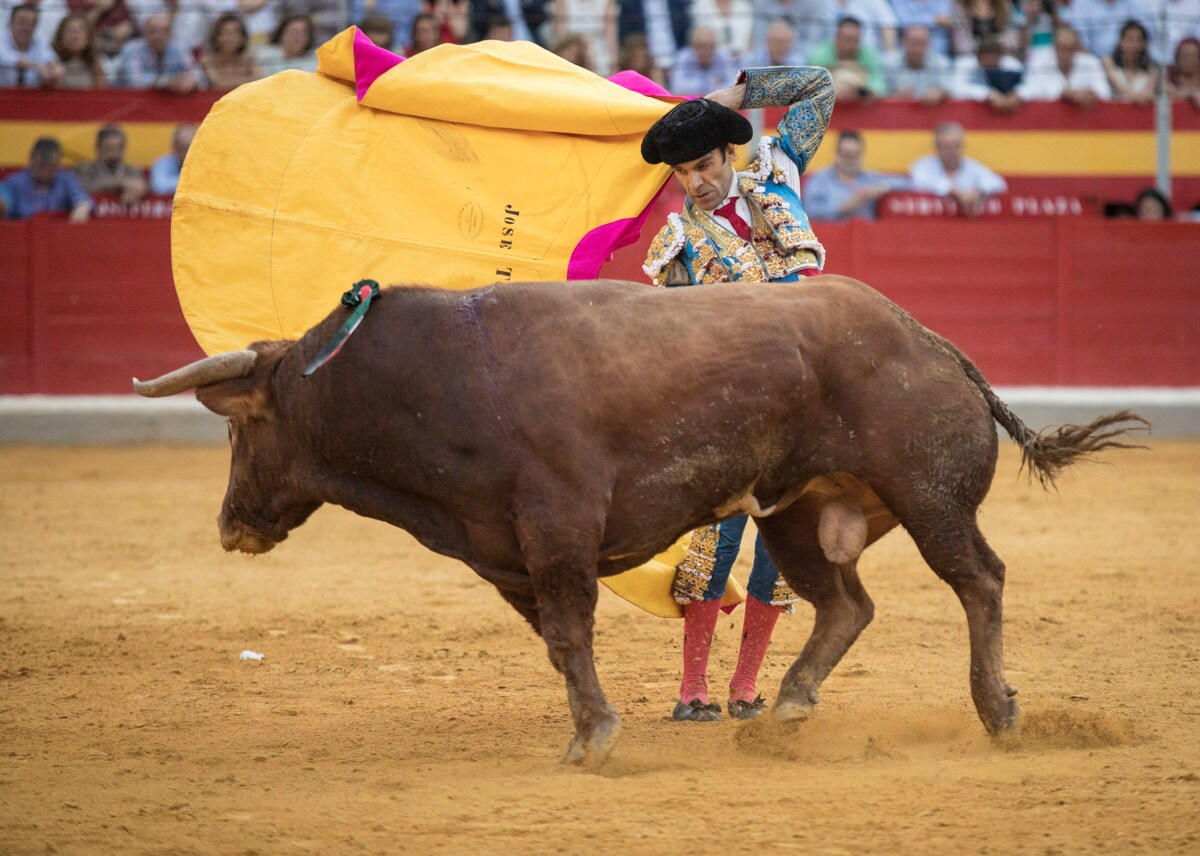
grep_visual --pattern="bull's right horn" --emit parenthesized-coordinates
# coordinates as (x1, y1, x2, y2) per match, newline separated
(132, 349, 258, 397)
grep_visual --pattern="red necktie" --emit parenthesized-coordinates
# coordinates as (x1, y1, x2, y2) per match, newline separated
(715, 199, 752, 242)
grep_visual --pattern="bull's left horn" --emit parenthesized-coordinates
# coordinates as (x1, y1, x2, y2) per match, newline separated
(133, 349, 258, 397)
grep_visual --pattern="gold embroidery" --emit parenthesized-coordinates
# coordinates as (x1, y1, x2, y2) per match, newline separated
(645, 177, 824, 287)
(672, 524, 720, 604)
(771, 577, 800, 614)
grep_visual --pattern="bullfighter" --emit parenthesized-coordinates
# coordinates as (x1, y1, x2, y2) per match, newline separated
(640, 65, 835, 722)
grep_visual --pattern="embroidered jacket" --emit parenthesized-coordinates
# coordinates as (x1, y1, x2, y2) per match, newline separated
(643, 65, 835, 287)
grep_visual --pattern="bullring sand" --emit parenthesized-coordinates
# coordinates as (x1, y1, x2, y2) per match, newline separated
(1, 443, 1198, 854)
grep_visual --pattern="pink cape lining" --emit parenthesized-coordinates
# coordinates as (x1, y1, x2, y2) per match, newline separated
(353, 28, 404, 101)
(564, 69, 676, 281)
(349, 33, 676, 281)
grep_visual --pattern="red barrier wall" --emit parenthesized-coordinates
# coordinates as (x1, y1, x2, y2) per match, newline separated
(2, 214, 1197, 394)
(603, 211, 1200, 388)
(1, 218, 206, 395)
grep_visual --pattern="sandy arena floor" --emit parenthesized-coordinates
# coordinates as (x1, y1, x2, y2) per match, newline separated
(1, 441, 1198, 855)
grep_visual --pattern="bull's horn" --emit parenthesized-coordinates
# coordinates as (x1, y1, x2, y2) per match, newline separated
(132, 349, 258, 397)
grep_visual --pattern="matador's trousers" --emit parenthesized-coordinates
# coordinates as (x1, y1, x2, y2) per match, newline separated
(672, 515, 799, 611)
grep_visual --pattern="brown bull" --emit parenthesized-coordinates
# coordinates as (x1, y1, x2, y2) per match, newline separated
(135, 277, 1145, 768)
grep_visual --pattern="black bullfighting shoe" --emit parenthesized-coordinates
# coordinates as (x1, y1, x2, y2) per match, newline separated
(727, 695, 767, 720)
(671, 698, 723, 722)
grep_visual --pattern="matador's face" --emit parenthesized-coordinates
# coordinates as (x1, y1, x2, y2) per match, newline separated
(671, 143, 737, 212)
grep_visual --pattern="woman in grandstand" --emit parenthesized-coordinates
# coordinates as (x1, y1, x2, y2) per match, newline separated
(616, 32, 666, 87)
(950, 0, 1019, 58)
(424, 0, 469, 44)
(52, 13, 106, 88)
(551, 32, 593, 70)
(68, 0, 136, 59)
(255, 15, 318, 75)
(1167, 37, 1200, 110)
(1134, 187, 1172, 220)
(200, 12, 262, 90)
(261, 15, 317, 73)
(407, 14, 443, 57)
(1104, 20, 1156, 105)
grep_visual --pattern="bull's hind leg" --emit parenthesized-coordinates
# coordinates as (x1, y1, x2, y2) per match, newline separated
(516, 521, 620, 769)
(905, 513, 1017, 735)
(756, 500, 876, 723)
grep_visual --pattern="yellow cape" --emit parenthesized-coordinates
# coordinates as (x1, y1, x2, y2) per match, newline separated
(601, 533, 747, 618)
(172, 28, 676, 354)
(171, 29, 727, 617)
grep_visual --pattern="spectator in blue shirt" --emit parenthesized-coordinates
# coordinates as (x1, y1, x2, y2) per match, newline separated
(114, 11, 200, 91)
(150, 124, 197, 196)
(884, 23, 952, 104)
(803, 130, 908, 221)
(745, 20, 804, 67)
(1, 137, 93, 222)
(887, 0, 953, 57)
(669, 25, 737, 94)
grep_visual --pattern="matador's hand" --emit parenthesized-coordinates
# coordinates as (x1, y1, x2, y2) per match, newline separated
(703, 84, 746, 111)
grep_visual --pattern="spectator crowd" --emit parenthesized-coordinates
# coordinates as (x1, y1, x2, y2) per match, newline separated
(2, 0, 1197, 221)
(0, 0, 1197, 102)
(0, 122, 196, 220)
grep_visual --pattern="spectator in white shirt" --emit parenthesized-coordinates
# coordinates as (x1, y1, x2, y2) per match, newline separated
(690, 0, 755, 58)
(1017, 24, 1112, 105)
(0, 3, 61, 86)
(910, 121, 1007, 216)
(1104, 19, 1157, 103)
(0, 0, 68, 49)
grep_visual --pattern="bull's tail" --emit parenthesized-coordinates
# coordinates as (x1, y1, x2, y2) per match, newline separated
(940, 334, 1150, 488)
(881, 293, 1151, 488)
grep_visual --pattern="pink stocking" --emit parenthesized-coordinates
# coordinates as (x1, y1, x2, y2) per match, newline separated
(679, 599, 722, 704)
(729, 596, 783, 703)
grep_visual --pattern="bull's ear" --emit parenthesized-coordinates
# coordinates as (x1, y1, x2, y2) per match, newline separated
(195, 340, 289, 419)
(195, 375, 272, 419)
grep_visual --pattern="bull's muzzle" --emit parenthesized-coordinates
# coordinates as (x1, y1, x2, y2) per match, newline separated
(220, 523, 279, 555)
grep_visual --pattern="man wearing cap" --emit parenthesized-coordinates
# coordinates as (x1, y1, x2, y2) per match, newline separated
(640, 65, 835, 722)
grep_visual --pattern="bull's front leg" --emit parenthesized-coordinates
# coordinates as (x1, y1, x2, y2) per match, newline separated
(518, 526, 620, 769)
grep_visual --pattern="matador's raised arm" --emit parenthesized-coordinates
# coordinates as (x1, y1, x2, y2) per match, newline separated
(737, 66, 835, 175)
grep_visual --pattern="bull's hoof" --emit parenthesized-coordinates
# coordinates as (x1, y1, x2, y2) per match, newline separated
(561, 713, 621, 770)
(982, 692, 1021, 737)
(727, 695, 767, 720)
(772, 688, 819, 724)
(671, 699, 722, 722)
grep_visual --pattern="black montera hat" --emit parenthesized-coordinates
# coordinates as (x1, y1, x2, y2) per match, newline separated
(640, 98, 754, 166)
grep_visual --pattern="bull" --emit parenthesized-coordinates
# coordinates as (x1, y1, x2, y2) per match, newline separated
(135, 277, 1145, 768)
